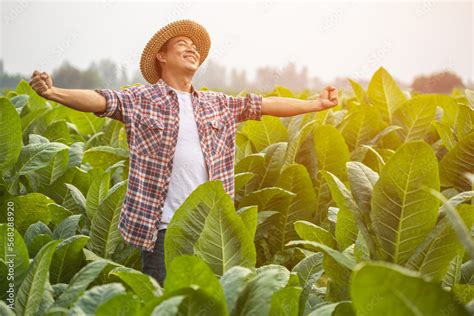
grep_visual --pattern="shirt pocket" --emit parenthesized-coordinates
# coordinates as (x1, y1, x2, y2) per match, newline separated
(133, 116, 165, 156)
(208, 117, 228, 157)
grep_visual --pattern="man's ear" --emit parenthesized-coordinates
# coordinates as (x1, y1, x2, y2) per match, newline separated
(156, 52, 166, 64)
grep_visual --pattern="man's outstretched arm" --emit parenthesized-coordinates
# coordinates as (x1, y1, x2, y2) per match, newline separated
(29, 70, 107, 113)
(261, 85, 339, 117)
(28, 70, 138, 123)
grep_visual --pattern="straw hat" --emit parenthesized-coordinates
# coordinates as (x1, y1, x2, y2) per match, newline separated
(140, 19, 211, 84)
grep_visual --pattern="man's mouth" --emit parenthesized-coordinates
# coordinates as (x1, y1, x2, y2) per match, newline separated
(184, 55, 197, 63)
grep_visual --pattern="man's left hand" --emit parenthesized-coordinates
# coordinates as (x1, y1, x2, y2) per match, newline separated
(317, 85, 339, 110)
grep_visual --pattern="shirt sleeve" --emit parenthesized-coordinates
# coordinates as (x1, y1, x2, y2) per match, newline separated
(93, 87, 138, 124)
(223, 92, 263, 123)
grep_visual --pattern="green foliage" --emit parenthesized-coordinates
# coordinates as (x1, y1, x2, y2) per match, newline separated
(1, 69, 473, 315)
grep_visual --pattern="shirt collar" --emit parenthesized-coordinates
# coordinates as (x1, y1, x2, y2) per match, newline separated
(155, 78, 200, 98)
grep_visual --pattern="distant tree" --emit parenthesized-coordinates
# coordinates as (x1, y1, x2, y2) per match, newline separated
(0, 59, 25, 91)
(52, 61, 102, 89)
(119, 65, 129, 85)
(94, 59, 119, 87)
(193, 60, 227, 90)
(81, 64, 103, 89)
(229, 68, 248, 93)
(411, 70, 465, 94)
(52, 61, 84, 88)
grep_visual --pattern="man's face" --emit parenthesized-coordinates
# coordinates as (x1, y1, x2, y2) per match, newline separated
(156, 36, 201, 75)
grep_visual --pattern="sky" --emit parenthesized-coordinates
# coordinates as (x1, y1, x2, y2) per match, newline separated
(1, 0, 473, 86)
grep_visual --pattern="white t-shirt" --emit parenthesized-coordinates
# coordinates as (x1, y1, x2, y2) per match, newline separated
(157, 87, 209, 230)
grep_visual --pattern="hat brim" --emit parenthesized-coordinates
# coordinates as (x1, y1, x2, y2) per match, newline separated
(140, 19, 211, 84)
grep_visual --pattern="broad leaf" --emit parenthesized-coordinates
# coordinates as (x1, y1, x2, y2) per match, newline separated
(371, 141, 440, 264)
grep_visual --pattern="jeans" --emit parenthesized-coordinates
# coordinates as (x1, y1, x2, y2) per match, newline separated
(140, 228, 167, 287)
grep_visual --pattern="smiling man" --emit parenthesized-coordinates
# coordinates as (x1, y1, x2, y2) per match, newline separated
(28, 19, 338, 286)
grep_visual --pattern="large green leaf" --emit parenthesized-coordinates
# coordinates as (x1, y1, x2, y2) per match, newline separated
(406, 204, 474, 281)
(283, 120, 317, 168)
(241, 115, 288, 152)
(164, 255, 228, 316)
(456, 103, 474, 140)
(392, 94, 438, 142)
(269, 164, 317, 251)
(85, 171, 110, 220)
(291, 252, 325, 315)
(235, 172, 256, 193)
(346, 162, 379, 216)
(349, 78, 369, 105)
(14, 141, 68, 176)
(15, 239, 60, 316)
(238, 187, 295, 213)
(442, 254, 464, 288)
(236, 132, 254, 165)
(371, 141, 440, 264)
(294, 220, 336, 249)
(320, 171, 359, 251)
(100, 119, 124, 147)
(16, 80, 47, 108)
(339, 105, 383, 152)
(0, 97, 22, 172)
(351, 262, 470, 316)
(429, 190, 474, 264)
(43, 119, 73, 145)
(23, 221, 53, 247)
(27, 148, 69, 192)
(67, 282, 126, 315)
(432, 121, 457, 150)
(43, 166, 90, 205)
(149, 295, 186, 316)
(108, 266, 162, 301)
(235, 153, 266, 200)
(269, 286, 302, 316)
(439, 131, 474, 191)
(193, 190, 256, 276)
(53, 214, 81, 239)
(63, 106, 105, 136)
(48, 203, 73, 227)
(0, 225, 30, 301)
(367, 67, 407, 123)
(312, 125, 350, 223)
(260, 142, 287, 189)
(0, 193, 53, 234)
(96, 293, 141, 316)
(234, 265, 290, 316)
(220, 266, 255, 316)
(165, 181, 238, 270)
(50, 235, 89, 284)
(0, 301, 15, 316)
(53, 259, 108, 309)
(237, 205, 258, 241)
(309, 301, 354, 316)
(88, 180, 127, 259)
(82, 145, 129, 169)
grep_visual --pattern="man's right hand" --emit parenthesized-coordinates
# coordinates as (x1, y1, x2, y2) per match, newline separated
(29, 70, 54, 99)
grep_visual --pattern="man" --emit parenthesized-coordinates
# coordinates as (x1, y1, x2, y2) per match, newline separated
(29, 19, 338, 286)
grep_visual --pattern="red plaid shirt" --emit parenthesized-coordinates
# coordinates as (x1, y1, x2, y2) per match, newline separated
(93, 78, 263, 251)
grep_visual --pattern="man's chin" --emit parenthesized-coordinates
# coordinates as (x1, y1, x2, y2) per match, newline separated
(182, 65, 199, 74)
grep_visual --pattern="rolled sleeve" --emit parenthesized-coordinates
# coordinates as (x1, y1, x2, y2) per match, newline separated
(223, 93, 263, 123)
(93, 87, 138, 124)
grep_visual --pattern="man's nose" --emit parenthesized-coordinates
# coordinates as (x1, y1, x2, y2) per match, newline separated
(185, 48, 200, 59)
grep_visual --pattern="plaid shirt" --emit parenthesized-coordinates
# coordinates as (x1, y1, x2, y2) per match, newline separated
(93, 78, 263, 251)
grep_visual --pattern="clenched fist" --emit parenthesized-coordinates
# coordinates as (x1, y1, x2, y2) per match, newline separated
(29, 70, 53, 99)
(318, 85, 339, 110)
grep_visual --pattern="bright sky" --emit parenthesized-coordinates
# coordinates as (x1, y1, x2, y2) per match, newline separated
(1, 0, 473, 85)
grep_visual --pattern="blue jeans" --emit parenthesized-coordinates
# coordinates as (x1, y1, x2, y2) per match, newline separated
(140, 228, 167, 287)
